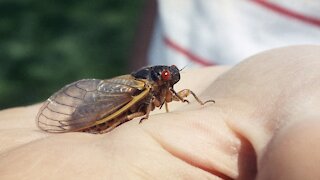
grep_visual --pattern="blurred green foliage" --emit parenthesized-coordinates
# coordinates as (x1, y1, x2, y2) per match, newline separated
(0, 0, 144, 109)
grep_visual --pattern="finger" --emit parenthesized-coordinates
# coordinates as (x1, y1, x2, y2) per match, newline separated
(141, 106, 256, 179)
(202, 45, 320, 178)
(257, 120, 320, 179)
(0, 125, 215, 179)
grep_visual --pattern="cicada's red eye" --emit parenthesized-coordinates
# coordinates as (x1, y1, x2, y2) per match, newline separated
(161, 70, 171, 81)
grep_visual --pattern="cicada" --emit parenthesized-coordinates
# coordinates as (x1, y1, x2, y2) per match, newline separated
(36, 65, 214, 134)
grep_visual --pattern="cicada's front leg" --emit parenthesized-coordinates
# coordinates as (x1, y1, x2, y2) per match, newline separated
(159, 88, 189, 113)
(171, 88, 215, 105)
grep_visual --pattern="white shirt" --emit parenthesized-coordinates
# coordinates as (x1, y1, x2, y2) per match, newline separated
(148, 0, 320, 67)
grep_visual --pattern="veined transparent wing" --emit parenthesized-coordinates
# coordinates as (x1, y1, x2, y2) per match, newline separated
(36, 77, 146, 133)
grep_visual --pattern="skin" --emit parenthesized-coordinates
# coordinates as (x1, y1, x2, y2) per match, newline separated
(0, 45, 320, 179)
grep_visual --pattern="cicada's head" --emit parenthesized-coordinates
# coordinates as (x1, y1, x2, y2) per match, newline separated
(132, 65, 181, 87)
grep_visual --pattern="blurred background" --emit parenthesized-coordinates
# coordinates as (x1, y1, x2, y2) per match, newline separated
(0, 0, 146, 109)
(1, 0, 319, 109)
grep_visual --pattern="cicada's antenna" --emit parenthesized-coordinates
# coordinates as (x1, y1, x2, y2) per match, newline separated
(179, 63, 190, 72)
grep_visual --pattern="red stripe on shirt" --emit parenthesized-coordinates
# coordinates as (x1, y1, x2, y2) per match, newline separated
(163, 36, 215, 66)
(251, 0, 320, 27)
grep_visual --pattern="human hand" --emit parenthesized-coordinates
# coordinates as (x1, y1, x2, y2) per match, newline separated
(0, 45, 319, 180)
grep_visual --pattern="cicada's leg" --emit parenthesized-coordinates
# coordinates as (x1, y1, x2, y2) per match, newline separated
(158, 98, 170, 112)
(171, 89, 215, 105)
(139, 105, 152, 124)
(165, 102, 169, 113)
(139, 96, 158, 123)
(171, 89, 190, 104)
(159, 101, 170, 112)
(127, 111, 146, 121)
(96, 120, 123, 134)
(98, 111, 146, 134)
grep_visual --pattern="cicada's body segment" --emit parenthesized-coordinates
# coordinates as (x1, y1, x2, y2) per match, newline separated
(36, 65, 214, 133)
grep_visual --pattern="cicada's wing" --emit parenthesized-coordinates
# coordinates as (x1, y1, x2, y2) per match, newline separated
(36, 76, 147, 133)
